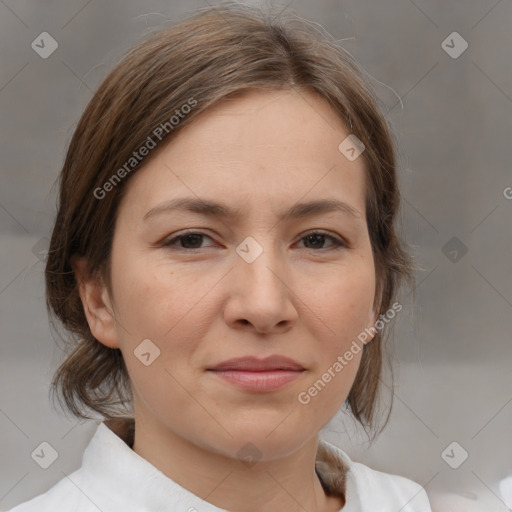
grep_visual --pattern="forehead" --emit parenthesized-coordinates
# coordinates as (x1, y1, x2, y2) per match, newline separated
(170, 88, 352, 159)
(120, 89, 367, 220)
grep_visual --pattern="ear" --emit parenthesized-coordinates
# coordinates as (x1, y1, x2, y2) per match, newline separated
(364, 306, 379, 344)
(72, 256, 120, 349)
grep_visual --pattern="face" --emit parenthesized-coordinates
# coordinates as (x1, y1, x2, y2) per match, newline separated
(84, 89, 378, 461)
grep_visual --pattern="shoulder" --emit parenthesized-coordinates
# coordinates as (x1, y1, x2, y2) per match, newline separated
(317, 439, 432, 511)
(350, 459, 432, 510)
(5, 472, 98, 512)
(5, 422, 121, 512)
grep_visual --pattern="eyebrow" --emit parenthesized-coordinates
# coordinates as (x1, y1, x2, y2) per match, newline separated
(143, 197, 364, 223)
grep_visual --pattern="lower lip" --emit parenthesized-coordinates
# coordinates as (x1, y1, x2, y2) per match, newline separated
(207, 369, 304, 392)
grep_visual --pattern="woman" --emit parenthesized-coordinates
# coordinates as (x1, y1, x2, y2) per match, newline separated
(9, 3, 432, 511)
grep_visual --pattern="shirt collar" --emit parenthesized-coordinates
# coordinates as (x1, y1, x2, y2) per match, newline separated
(83, 417, 349, 510)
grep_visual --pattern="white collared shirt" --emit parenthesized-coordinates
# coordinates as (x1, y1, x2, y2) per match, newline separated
(7, 421, 432, 511)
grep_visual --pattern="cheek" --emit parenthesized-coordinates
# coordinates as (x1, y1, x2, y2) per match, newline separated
(293, 262, 375, 412)
(108, 250, 195, 341)
(311, 262, 376, 347)
(108, 251, 220, 389)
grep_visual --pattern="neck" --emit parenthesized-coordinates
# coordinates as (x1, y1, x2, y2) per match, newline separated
(128, 415, 344, 512)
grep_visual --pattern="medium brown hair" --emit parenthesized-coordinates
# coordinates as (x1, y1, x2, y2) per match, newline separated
(46, 2, 415, 442)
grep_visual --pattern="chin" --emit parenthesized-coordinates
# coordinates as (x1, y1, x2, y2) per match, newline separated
(205, 421, 316, 463)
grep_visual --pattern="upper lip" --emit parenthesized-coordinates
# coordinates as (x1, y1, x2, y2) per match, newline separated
(208, 355, 305, 372)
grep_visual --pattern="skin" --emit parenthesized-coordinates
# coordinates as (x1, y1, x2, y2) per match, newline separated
(75, 89, 379, 512)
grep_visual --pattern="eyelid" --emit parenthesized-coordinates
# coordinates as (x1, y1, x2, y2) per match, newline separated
(161, 229, 348, 251)
(161, 229, 216, 248)
(299, 229, 348, 247)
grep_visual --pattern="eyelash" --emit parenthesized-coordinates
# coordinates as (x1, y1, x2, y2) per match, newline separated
(161, 230, 347, 252)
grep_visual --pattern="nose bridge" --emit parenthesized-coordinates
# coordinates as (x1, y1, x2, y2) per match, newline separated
(224, 232, 297, 332)
(235, 234, 286, 299)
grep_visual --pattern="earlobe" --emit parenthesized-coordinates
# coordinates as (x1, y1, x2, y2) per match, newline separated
(364, 309, 378, 344)
(72, 256, 120, 349)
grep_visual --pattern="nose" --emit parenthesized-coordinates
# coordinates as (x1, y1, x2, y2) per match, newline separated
(223, 243, 298, 335)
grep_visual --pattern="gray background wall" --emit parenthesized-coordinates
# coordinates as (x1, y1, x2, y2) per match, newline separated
(1, 1, 511, 510)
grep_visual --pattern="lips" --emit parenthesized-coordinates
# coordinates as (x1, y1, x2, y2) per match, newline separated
(207, 355, 305, 392)
(207, 355, 305, 372)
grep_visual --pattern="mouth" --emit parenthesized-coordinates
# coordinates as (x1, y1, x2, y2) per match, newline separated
(207, 355, 305, 372)
(206, 355, 305, 392)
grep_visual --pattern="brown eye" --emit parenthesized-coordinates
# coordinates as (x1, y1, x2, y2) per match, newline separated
(162, 232, 214, 250)
(161, 230, 347, 252)
(298, 231, 346, 251)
